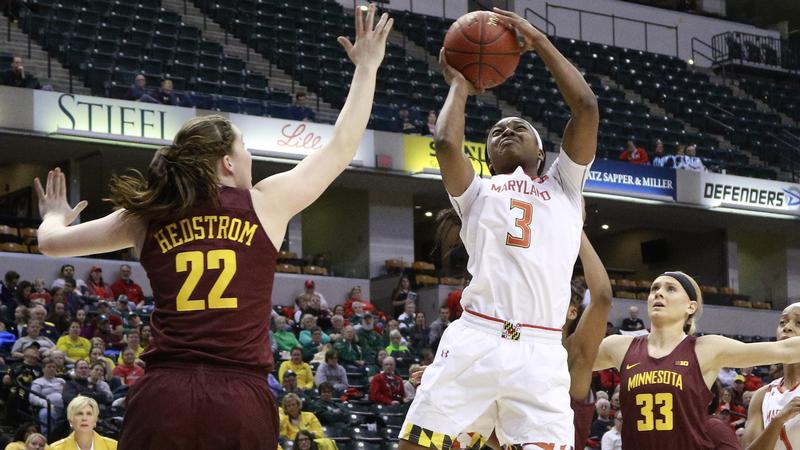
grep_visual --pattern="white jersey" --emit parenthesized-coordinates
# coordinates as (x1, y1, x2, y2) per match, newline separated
(762, 377, 800, 450)
(450, 149, 590, 330)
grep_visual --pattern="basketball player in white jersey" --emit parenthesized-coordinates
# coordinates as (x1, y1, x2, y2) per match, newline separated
(399, 8, 598, 450)
(742, 302, 800, 450)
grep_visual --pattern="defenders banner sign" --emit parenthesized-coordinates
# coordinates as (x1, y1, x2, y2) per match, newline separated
(678, 170, 800, 216)
(585, 159, 676, 200)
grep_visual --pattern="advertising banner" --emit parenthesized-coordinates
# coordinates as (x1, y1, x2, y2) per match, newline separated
(403, 135, 491, 176)
(586, 159, 677, 200)
(678, 170, 800, 216)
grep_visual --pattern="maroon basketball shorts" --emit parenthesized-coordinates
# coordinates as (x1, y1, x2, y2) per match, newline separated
(119, 363, 278, 450)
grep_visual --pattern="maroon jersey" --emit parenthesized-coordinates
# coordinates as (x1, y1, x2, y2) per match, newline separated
(139, 187, 277, 371)
(619, 335, 713, 450)
(572, 395, 596, 449)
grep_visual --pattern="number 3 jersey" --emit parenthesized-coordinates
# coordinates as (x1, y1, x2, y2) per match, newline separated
(450, 149, 590, 329)
(619, 335, 713, 450)
(761, 377, 800, 450)
(139, 186, 277, 372)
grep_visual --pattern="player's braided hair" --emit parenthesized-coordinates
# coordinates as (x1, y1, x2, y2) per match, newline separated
(107, 115, 235, 224)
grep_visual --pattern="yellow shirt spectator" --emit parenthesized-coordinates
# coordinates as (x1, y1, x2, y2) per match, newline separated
(278, 347, 314, 389)
(55, 335, 91, 363)
(279, 393, 324, 441)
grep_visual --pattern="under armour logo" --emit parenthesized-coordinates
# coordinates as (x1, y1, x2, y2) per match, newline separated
(441, 350, 449, 358)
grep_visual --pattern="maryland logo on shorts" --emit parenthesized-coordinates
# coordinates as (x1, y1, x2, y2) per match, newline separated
(502, 320, 521, 341)
(400, 424, 485, 450)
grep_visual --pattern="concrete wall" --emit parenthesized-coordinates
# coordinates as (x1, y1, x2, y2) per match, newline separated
(368, 191, 415, 278)
(729, 229, 791, 308)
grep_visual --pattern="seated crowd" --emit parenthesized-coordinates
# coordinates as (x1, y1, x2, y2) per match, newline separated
(0, 264, 149, 445)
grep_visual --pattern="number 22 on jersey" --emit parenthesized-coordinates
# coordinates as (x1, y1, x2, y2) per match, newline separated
(175, 249, 238, 311)
(506, 199, 534, 248)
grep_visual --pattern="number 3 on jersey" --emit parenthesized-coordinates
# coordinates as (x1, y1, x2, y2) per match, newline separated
(506, 199, 533, 248)
(175, 249, 238, 311)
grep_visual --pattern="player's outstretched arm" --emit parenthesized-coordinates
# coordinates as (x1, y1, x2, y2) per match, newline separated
(569, 231, 613, 398)
(699, 334, 800, 374)
(434, 48, 480, 197)
(35, 168, 144, 257)
(593, 334, 634, 372)
(253, 4, 391, 220)
(493, 8, 598, 166)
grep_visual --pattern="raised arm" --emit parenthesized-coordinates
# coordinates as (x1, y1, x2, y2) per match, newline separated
(34, 168, 145, 258)
(494, 8, 598, 165)
(253, 5, 392, 228)
(433, 49, 481, 197)
(593, 334, 634, 372)
(568, 231, 613, 398)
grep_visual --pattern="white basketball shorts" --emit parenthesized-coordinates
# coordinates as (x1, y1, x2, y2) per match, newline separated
(399, 310, 574, 449)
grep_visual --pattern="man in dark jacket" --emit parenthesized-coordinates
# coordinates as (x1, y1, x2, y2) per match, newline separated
(1, 56, 41, 89)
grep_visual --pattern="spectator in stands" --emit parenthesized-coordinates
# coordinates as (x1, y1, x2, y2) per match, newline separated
(619, 139, 649, 165)
(314, 349, 348, 394)
(740, 366, 762, 392)
(289, 92, 316, 122)
(385, 329, 411, 368)
(125, 74, 158, 103)
(56, 320, 91, 364)
(369, 356, 404, 405)
(109, 296, 134, 329)
(667, 144, 687, 169)
(301, 328, 326, 362)
(11, 320, 54, 358)
(348, 301, 366, 327)
(29, 305, 58, 341)
(391, 276, 416, 318)
(50, 395, 118, 450)
(30, 278, 51, 306)
(366, 349, 389, 377)
(589, 398, 614, 445)
(112, 347, 144, 386)
(620, 305, 645, 332)
(29, 357, 65, 434)
(277, 371, 305, 403)
(279, 347, 314, 389)
(334, 325, 365, 368)
(49, 350, 68, 378)
(74, 309, 92, 340)
(356, 313, 382, 362)
(307, 382, 350, 425)
(62, 360, 111, 410)
(344, 286, 375, 318)
(397, 300, 417, 331)
(717, 387, 746, 424)
(88, 347, 114, 383)
(299, 315, 330, 346)
(156, 79, 179, 106)
(397, 105, 417, 133)
(139, 323, 151, 349)
(650, 139, 671, 167)
(332, 304, 345, 318)
(92, 312, 125, 351)
(293, 294, 313, 324)
(407, 312, 430, 353)
(292, 430, 319, 450)
(601, 411, 623, 450)
(15, 280, 33, 310)
(117, 332, 144, 363)
(1, 270, 20, 318)
(326, 314, 345, 342)
(24, 432, 48, 450)
(3, 346, 43, 424)
(424, 110, 437, 135)
(302, 279, 328, 309)
(732, 374, 747, 405)
(51, 265, 88, 294)
(1, 56, 41, 89)
(85, 267, 113, 302)
(428, 305, 451, 351)
(62, 279, 85, 316)
(46, 300, 70, 336)
(279, 393, 324, 442)
(9, 305, 29, 338)
(110, 264, 145, 306)
(684, 144, 706, 171)
(3, 423, 41, 450)
(274, 315, 301, 352)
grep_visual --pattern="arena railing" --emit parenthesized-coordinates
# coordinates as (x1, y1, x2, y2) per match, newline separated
(544, 2, 679, 57)
(711, 31, 799, 73)
(16, 383, 55, 440)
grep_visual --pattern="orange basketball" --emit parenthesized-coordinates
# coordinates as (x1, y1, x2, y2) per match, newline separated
(443, 11, 521, 90)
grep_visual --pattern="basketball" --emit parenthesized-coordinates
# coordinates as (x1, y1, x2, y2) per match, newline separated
(443, 11, 521, 90)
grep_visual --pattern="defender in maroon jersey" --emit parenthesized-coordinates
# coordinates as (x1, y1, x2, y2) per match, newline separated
(34, 6, 393, 449)
(595, 272, 800, 450)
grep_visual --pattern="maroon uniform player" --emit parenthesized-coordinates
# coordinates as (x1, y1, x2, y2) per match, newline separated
(595, 272, 800, 450)
(34, 6, 393, 449)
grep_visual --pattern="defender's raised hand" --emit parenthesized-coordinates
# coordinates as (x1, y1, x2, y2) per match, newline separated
(34, 168, 87, 226)
(338, 3, 393, 69)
